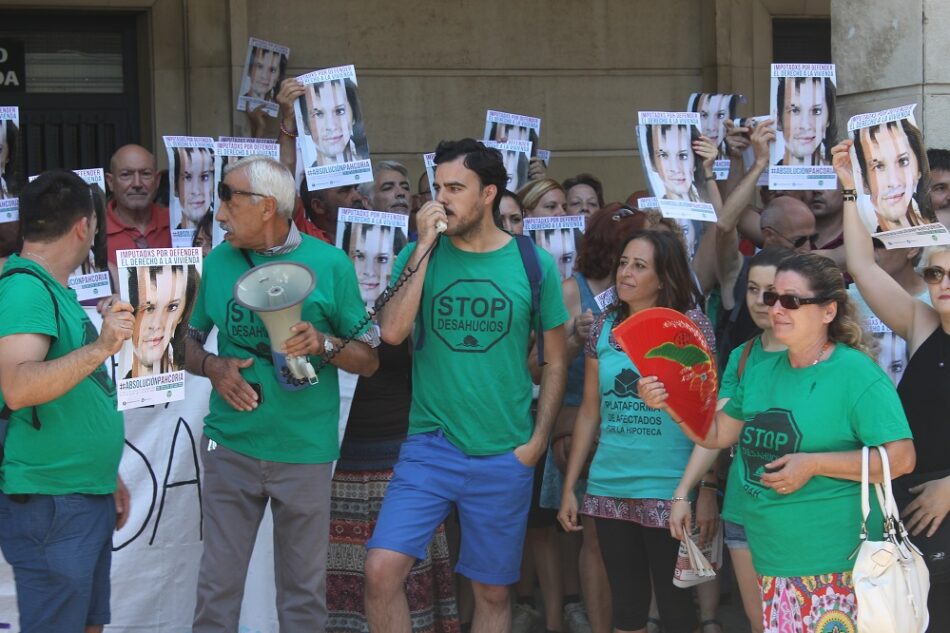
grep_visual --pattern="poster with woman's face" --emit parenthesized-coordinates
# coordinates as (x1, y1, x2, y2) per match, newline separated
(164, 136, 215, 248)
(636, 111, 716, 223)
(483, 110, 540, 157)
(236, 37, 289, 118)
(211, 137, 280, 251)
(0, 107, 20, 199)
(688, 92, 741, 179)
(335, 208, 409, 309)
(294, 65, 372, 192)
(848, 104, 950, 249)
(116, 248, 202, 410)
(483, 140, 532, 192)
(523, 215, 585, 282)
(769, 64, 837, 190)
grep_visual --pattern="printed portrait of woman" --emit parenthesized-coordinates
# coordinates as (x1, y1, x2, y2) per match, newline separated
(776, 76, 836, 166)
(853, 118, 934, 232)
(174, 147, 214, 229)
(646, 123, 703, 202)
(537, 227, 580, 282)
(0, 118, 21, 199)
(689, 93, 737, 158)
(298, 78, 369, 167)
(502, 148, 530, 192)
(126, 264, 200, 378)
(345, 223, 407, 307)
(243, 46, 286, 102)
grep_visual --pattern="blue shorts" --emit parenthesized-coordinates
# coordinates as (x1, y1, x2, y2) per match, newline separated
(0, 492, 115, 632)
(368, 430, 534, 585)
(723, 520, 748, 549)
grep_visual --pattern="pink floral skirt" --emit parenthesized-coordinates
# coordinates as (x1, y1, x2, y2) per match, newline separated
(760, 571, 856, 633)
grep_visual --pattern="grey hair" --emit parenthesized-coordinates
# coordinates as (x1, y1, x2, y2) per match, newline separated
(921, 244, 950, 269)
(357, 181, 375, 200)
(224, 156, 296, 219)
(375, 160, 409, 179)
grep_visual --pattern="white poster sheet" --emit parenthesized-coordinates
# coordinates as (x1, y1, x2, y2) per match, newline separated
(637, 111, 716, 222)
(236, 37, 290, 118)
(768, 64, 837, 190)
(335, 208, 410, 310)
(688, 92, 744, 180)
(294, 65, 372, 192)
(483, 139, 532, 192)
(0, 106, 19, 200)
(523, 214, 586, 281)
(847, 104, 950, 248)
(164, 136, 216, 248)
(116, 248, 202, 410)
(483, 109, 540, 157)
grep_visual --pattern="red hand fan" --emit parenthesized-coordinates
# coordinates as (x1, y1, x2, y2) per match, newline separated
(613, 307, 718, 440)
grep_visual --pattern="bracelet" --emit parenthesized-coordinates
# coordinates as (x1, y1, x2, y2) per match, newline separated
(279, 121, 298, 138)
(704, 174, 716, 182)
(200, 353, 213, 377)
(841, 188, 857, 202)
(671, 496, 690, 504)
(699, 479, 719, 492)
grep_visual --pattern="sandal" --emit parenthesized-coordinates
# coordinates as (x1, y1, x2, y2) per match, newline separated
(701, 619, 723, 632)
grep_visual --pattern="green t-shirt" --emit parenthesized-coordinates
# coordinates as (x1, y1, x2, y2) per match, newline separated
(0, 255, 123, 494)
(722, 344, 912, 577)
(189, 236, 370, 463)
(393, 236, 569, 455)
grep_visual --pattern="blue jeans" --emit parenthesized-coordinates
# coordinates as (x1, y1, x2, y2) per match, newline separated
(0, 492, 115, 633)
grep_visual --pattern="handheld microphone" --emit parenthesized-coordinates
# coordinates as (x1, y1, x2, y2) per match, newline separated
(435, 220, 447, 233)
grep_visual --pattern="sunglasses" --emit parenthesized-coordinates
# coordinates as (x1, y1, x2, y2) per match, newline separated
(217, 181, 268, 202)
(923, 266, 950, 285)
(764, 227, 818, 249)
(612, 206, 642, 221)
(762, 291, 832, 310)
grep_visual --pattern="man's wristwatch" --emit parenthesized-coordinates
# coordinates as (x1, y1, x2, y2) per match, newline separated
(323, 337, 335, 355)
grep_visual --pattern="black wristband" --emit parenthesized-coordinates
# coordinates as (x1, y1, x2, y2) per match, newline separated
(200, 353, 213, 377)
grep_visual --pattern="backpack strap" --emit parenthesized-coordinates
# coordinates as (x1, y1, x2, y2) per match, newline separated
(736, 334, 759, 381)
(513, 234, 544, 366)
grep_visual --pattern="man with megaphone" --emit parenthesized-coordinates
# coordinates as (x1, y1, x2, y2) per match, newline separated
(184, 156, 379, 633)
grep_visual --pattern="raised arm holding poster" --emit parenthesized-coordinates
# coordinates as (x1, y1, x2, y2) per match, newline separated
(523, 214, 585, 281)
(769, 63, 837, 190)
(116, 247, 202, 410)
(335, 207, 409, 309)
(688, 92, 743, 180)
(736, 115, 772, 187)
(164, 136, 215, 248)
(484, 109, 540, 156)
(847, 104, 950, 248)
(236, 37, 289, 118)
(0, 106, 20, 199)
(636, 111, 716, 223)
(212, 137, 280, 248)
(483, 139, 532, 192)
(294, 64, 372, 191)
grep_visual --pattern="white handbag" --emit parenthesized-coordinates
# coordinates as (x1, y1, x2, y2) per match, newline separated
(853, 446, 930, 633)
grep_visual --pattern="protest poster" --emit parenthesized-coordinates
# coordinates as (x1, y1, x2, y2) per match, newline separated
(537, 149, 551, 167)
(637, 111, 716, 223)
(484, 109, 540, 157)
(164, 136, 215, 248)
(769, 63, 837, 190)
(523, 214, 585, 281)
(847, 104, 950, 248)
(483, 139, 532, 192)
(423, 151, 436, 199)
(294, 64, 372, 191)
(0, 106, 18, 199)
(236, 37, 289, 118)
(735, 115, 772, 187)
(0, 196, 15, 222)
(335, 207, 410, 310)
(688, 92, 743, 180)
(115, 247, 202, 410)
(212, 137, 281, 248)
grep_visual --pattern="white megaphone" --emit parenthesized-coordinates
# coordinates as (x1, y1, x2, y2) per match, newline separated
(234, 261, 319, 390)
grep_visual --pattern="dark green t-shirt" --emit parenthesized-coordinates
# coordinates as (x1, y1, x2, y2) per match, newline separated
(189, 236, 370, 463)
(723, 344, 912, 577)
(392, 236, 569, 455)
(0, 256, 123, 494)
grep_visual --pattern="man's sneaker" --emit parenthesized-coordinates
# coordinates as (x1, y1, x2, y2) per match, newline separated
(511, 602, 542, 633)
(563, 601, 593, 633)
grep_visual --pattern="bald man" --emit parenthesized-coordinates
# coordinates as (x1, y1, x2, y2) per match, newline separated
(104, 144, 171, 265)
(759, 195, 818, 253)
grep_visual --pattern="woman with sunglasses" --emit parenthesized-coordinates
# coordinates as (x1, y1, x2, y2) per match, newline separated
(639, 250, 915, 633)
(558, 229, 715, 633)
(833, 139, 950, 631)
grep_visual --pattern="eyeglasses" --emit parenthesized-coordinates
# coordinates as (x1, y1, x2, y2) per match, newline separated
(923, 266, 950, 285)
(764, 227, 819, 249)
(762, 291, 833, 310)
(218, 182, 268, 202)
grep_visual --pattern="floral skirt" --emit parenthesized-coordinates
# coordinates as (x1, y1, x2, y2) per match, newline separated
(761, 571, 856, 633)
(326, 436, 460, 633)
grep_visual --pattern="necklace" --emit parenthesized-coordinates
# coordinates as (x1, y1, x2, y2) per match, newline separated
(22, 251, 52, 269)
(812, 340, 832, 366)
